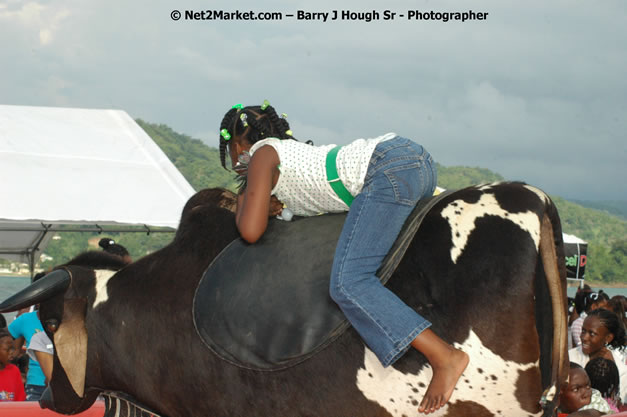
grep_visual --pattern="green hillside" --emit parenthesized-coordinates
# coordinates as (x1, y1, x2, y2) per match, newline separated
(436, 164, 505, 189)
(136, 120, 238, 191)
(13, 120, 625, 285)
(569, 199, 627, 221)
(551, 197, 626, 247)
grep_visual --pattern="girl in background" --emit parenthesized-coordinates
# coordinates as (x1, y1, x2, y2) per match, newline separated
(572, 291, 610, 347)
(570, 308, 627, 404)
(586, 357, 623, 412)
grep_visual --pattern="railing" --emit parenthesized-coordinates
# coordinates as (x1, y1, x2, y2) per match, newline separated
(566, 277, 585, 289)
(0, 400, 104, 416)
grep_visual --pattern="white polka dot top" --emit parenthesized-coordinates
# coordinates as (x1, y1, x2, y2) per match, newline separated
(249, 133, 397, 217)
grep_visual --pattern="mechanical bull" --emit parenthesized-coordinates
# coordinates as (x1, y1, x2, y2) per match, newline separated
(0, 182, 568, 417)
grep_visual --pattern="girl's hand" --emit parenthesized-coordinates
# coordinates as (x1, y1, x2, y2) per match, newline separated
(269, 195, 284, 217)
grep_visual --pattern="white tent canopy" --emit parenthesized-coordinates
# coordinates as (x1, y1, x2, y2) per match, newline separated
(563, 233, 587, 244)
(0, 104, 195, 270)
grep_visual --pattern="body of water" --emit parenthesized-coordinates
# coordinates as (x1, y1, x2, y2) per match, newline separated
(1, 275, 34, 322)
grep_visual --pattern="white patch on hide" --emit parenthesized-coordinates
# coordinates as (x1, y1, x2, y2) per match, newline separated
(92, 269, 116, 309)
(441, 193, 541, 263)
(356, 330, 541, 417)
(523, 185, 549, 204)
(477, 182, 501, 191)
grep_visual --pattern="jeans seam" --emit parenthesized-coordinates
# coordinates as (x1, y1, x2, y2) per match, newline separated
(333, 192, 398, 344)
(332, 190, 368, 292)
(371, 137, 413, 157)
(331, 136, 435, 368)
(368, 153, 423, 170)
(382, 320, 432, 366)
(383, 161, 423, 205)
(336, 283, 398, 346)
(367, 143, 425, 183)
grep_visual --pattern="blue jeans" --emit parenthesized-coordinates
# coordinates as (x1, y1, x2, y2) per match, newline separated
(26, 384, 46, 401)
(330, 136, 436, 367)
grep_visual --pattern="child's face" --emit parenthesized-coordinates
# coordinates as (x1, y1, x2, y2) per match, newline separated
(560, 368, 592, 413)
(0, 336, 16, 367)
(581, 315, 613, 355)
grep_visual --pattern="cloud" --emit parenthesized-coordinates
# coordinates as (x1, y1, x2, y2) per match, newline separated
(0, 0, 625, 200)
(0, 1, 70, 46)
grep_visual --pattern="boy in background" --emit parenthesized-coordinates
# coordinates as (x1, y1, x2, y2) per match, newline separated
(0, 329, 26, 401)
(559, 362, 613, 416)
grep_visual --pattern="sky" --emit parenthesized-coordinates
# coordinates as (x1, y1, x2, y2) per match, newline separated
(1, 0, 625, 201)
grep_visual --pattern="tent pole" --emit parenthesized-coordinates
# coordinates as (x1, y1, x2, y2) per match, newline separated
(27, 223, 52, 280)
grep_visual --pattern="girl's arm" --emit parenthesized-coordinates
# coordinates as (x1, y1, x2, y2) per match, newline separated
(34, 350, 53, 384)
(236, 145, 280, 243)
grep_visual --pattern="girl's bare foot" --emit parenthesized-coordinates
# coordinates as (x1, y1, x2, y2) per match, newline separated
(409, 329, 469, 414)
(418, 347, 469, 414)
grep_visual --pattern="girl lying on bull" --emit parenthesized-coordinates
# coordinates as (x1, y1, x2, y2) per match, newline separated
(217, 101, 469, 414)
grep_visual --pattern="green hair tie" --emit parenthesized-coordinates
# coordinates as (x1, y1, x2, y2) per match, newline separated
(220, 129, 231, 141)
(232, 103, 243, 110)
(260, 99, 270, 111)
(285, 130, 293, 136)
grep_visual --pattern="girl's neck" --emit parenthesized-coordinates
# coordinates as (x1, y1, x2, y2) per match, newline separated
(590, 346, 612, 360)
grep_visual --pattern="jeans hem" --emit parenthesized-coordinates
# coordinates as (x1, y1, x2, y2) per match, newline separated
(382, 320, 432, 367)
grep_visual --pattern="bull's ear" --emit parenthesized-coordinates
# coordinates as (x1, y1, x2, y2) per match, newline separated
(54, 299, 88, 398)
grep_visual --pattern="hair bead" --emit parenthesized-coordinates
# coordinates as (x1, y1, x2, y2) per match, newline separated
(218, 101, 303, 170)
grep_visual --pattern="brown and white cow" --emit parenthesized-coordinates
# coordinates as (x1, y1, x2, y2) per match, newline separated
(0, 183, 568, 417)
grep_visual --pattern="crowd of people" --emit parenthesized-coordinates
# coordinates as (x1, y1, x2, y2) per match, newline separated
(560, 287, 627, 415)
(0, 238, 131, 403)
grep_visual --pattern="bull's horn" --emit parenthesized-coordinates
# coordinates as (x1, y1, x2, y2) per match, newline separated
(0, 269, 70, 312)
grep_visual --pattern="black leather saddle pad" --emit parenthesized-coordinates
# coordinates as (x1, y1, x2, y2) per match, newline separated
(193, 192, 450, 370)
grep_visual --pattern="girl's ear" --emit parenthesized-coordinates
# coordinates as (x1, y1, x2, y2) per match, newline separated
(232, 141, 247, 155)
(233, 135, 253, 152)
(230, 140, 242, 155)
(605, 331, 615, 346)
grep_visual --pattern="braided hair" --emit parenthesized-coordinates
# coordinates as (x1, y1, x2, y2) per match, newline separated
(585, 357, 620, 399)
(218, 103, 295, 169)
(587, 308, 627, 350)
(583, 290, 610, 312)
(608, 296, 627, 332)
